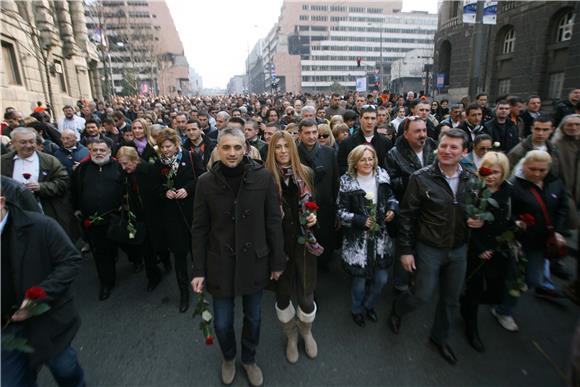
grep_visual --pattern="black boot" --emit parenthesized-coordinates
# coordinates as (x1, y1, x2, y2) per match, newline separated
(176, 270, 190, 313)
(462, 302, 484, 353)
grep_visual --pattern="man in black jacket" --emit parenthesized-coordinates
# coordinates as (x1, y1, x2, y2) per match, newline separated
(484, 99, 519, 153)
(183, 119, 216, 177)
(389, 129, 483, 365)
(338, 105, 392, 175)
(520, 95, 542, 139)
(553, 88, 580, 127)
(1, 195, 84, 386)
(191, 127, 285, 387)
(72, 138, 125, 300)
(386, 118, 438, 295)
(297, 118, 339, 269)
(458, 104, 486, 151)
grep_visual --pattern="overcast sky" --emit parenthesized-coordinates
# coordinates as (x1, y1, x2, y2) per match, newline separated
(166, 0, 438, 89)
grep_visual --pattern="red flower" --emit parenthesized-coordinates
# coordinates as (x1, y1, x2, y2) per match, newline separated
(519, 213, 536, 226)
(24, 287, 46, 300)
(22, 173, 32, 180)
(478, 166, 493, 177)
(304, 202, 319, 211)
(205, 335, 214, 346)
(83, 219, 93, 229)
(160, 167, 170, 176)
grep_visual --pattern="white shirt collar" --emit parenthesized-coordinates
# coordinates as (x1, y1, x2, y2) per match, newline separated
(13, 152, 38, 162)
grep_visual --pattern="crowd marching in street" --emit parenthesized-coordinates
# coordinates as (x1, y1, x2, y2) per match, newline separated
(1, 88, 579, 386)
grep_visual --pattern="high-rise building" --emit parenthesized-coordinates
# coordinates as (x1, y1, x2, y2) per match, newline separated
(85, 0, 190, 97)
(248, 1, 437, 94)
(1, 0, 101, 116)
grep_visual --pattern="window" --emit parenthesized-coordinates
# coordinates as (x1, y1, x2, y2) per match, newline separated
(349, 7, 365, 13)
(557, 12, 575, 42)
(53, 59, 67, 93)
(502, 28, 515, 54)
(368, 8, 384, 14)
(299, 15, 309, 21)
(330, 5, 346, 12)
(311, 15, 327, 22)
(548, 72, 565, 99)
(311, 5, 328, 11)
(1, 41, 22, 85)
(498, 79, 511, 95)
(302, 4, 309, 11)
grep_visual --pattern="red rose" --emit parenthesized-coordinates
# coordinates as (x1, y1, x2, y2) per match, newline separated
(24, 286, 46, 300)
(304, 202, 319, 211)
(519, 213, 536, 226)
(205, 335, 214, 346)
(160, 167, 170, 176)
(83, 219, 93, 228)
(22, 173, 32, 180)
(478, 166, 493, 177)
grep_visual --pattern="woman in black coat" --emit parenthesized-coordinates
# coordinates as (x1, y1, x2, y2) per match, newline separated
(156, 128, 196, 312)
(265, 131, 321, 364)
(460, 152, 514, 352)
(492, 150, 568, 332)
(116, 146, 163, 292)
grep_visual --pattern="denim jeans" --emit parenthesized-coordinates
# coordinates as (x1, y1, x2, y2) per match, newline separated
(2, 326, 84, 387)
(351, 269, 388, 314)
(213, 290, 263, 364)
(495, 247, 545, 317)
(391, 238, 410, 291)
(394, 242, 468, 345)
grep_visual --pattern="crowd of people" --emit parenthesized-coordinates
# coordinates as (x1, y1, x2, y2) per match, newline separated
(1, 87, 579, 386)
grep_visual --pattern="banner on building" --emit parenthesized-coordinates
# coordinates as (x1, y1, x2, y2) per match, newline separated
(482, 1, 497, 25)
(356, 78, 367, 92)
(436, 73, 447, 89)
(463, 0, 477, 24)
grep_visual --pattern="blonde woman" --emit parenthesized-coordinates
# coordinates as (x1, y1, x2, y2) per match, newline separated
(460, 152, 513, 352)
(337, 144, 398, 327)
(131, 118, 157, 163)
(317, 124, 337, 151)
(265, 131, 321, 364)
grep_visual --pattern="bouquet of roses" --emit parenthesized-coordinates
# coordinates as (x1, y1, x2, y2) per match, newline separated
(465, 166, 498, 222)
(192, 293, 214, 346)
(2, 287, 51, 353)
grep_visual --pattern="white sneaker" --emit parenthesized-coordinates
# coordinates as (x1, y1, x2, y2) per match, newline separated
(491, 308, 519, 332)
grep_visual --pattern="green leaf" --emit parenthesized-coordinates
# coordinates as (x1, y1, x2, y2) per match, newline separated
(1, 334, 34, 353)
(487, 198, 499, 208)
(477, 212, 495, 222)
(28, 303, 51, 317)
(297, 236, 305, 244)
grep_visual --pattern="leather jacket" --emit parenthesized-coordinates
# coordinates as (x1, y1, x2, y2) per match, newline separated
(398, 162, 477, 255)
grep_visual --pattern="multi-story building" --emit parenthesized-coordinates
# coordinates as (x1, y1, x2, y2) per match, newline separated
(433, 1, 580, 103)
(227, 75, 245, 95)
(85, 0, 189, 97)
(1, 0, 101, 117)
(390, 48, 434, 95)
(189, 67, 203, 96)
(248, 1, 437, 94)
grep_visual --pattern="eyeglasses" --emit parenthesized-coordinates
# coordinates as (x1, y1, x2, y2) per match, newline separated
(318, 134, 330, 139)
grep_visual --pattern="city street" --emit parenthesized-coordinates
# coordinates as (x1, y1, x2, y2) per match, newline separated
(39, 250, 577, 386)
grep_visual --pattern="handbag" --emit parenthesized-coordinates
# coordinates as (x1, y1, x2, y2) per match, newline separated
(529, 187, 567, 260)
(107, 212, 146, 245)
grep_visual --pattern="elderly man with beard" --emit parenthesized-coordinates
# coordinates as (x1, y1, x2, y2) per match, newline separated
(72, 138, 125, 301)
(1, 127, 77, 240)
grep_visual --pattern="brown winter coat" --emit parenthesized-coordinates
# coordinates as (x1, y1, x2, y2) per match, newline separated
(552, 131, 580, 228)
(191, 158, 286, 298)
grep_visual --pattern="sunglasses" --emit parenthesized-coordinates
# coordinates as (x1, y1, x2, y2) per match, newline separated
(318, 134, 330, 139)
(361, 104, 376, 110)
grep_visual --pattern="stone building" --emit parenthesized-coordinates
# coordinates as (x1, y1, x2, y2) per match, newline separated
(433, 1, 580, 104)
(1, 0, 101, 118)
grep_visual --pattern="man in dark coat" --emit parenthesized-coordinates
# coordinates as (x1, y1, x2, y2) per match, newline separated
(553, 88, 580, 127)
(0, 195, 84, 386)
(72, 138, 125, 301)
(338, 106, 392, 175)
(191, 127, 285, 387)
(297, 118, 339, 269)
(520, 95, 542, 139)
(182, 119, 216, 177)
(485, 100, 519, 153)
(458, 104, 486, 151)
(1, 127, 78, 241)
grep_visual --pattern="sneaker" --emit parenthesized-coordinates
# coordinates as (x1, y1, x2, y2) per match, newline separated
(221, 359, 236, 385)
(535, 286, 565, 300)
(242, 362, 263, 387)
(491, 308, 519, 332)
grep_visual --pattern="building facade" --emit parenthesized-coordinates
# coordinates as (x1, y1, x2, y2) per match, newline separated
(247, 1, 437, 94)
(85, 0, 189, 97)
(390, 48, 434, 95)
(1, 0, 101, 117)
(227, 75, 245, 95)
(433, 1, 580, 103)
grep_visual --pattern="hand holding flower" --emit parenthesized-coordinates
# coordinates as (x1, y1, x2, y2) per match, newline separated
(305, 213, 317, 227)
(385, 210, 395, 223)
(467, 217, 484, 228)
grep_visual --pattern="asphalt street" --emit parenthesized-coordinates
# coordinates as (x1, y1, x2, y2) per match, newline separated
(39, 247, 578, 386)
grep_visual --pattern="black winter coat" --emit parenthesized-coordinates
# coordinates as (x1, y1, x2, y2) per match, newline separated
(398, 163, 477, 255)
(183, 135, 216, 178)
(385, 136, 438, 200)
(337, 130, 392, 175)
(191, 158, 286, 298)
(484, 118, 519, 153)
(2, 204, 81, 367)
(510, 174, 569, 250)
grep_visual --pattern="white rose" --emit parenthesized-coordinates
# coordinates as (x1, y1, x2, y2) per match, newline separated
(493, 141, 501, 148)
(365, 192, 374, 201)
(129, 233, 135, 239)
(202, 310, 213, 322)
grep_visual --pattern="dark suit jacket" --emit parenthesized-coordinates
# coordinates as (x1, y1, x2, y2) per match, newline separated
(1, 151, 78, 240)
(3, 203, 82, 367)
